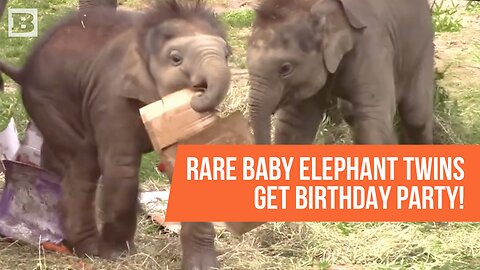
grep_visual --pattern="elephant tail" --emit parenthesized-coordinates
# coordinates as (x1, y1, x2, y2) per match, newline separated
(0, 0, 6, 20)
(0, 61, 23, 91)
(0, 0, 8, 91)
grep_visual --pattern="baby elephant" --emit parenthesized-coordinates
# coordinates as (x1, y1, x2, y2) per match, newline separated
(0, 0, 230, 269)
(247, 0, 435, 145)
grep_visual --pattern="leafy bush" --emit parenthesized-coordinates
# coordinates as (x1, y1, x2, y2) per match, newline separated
(219, 9, 255, 29)
(431, 0, 463, 32)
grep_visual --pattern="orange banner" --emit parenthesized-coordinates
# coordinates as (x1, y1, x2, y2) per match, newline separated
(165, 145, 480, 222)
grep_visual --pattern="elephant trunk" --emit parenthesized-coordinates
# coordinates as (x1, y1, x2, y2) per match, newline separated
(190, 57, 231, 112)
(248, 75, 282, 144)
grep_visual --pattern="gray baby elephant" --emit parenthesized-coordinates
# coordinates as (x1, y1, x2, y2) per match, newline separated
(247, 0, 435, 145)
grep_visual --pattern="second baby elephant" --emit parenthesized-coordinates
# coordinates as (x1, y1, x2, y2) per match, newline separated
(0, 1, 231, 269)
(247, 0, 435, 145)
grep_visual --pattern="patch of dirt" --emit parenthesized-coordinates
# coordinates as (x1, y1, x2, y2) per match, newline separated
(211, 0, 258, 14)
(433, 3, 480, 141)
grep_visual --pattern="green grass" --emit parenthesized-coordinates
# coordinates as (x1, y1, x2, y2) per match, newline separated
(1, 1, 480, 270)
(0, 0, 77, 67)
(219, 9, 255, 68)
(431, 0, 463, 32)
(0, 91, 28, 134)
(465, 0, 480, 13)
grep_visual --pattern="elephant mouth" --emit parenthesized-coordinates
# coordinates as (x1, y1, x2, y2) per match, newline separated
(191, 84, 207, 97)
(192, 80, 208, 94)
(273, 94, 292, 114)
(193, 80, 208, 89)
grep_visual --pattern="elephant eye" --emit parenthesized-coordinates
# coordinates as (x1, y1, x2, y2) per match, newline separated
(170, 50, 183, 66)
(279, 62, 294, 78)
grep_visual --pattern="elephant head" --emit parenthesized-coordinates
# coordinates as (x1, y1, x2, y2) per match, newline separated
(246, 0, 367, 144)
(116, 0, 231, 112)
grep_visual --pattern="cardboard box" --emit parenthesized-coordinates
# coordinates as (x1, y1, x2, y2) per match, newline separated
(139, 89, 218, 152)
(139, 90, 266, 236)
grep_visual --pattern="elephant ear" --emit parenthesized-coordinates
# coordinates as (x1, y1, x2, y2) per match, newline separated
(336, 0, 370, 30)
(310, 0, 369, 74)
(117, 42, 159, 105)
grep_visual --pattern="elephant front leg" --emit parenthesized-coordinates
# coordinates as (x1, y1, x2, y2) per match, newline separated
(61, 148, 101, 257)
(97, 150, 141, 259)
(181, 222, 218, 270)
(398, 55, 434, 144)
(274, 93, 327, 144)
(351, 105, 397, 144)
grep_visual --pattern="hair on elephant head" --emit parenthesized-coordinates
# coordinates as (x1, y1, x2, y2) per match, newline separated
(247, 0, 367, 144)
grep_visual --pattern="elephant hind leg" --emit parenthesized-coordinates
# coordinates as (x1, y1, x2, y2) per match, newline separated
(398, 57, 435, 144)
(181, 222, 219, 270)
(61, 147, 101, 257)
(21, 87, 86, 156)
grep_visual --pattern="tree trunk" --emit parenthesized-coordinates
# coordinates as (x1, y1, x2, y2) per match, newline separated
(78, 0, 117, 11)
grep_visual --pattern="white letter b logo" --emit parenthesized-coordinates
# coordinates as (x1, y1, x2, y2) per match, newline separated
(8, 8, 38, 38)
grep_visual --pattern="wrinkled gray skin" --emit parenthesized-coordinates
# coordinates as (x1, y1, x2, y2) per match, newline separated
(0, 2, 230, 269)
(247, 0, 435, 145)
(78, 0, 117, 11)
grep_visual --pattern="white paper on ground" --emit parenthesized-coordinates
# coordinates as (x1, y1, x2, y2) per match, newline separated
(14, 122, 43, 166)
(14, 145, 42, 167)
(21, 122, 43, 149)
(138, 189, 226, 234)
(0, 119, 44, 172)
(0, 118, 21, 172)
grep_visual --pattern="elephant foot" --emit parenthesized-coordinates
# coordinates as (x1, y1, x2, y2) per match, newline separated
(180, 222, 219, 270)
(65, 235, 100, 258)
(182, 248, 219, 270)
(100, 243, 137, 260)
(98, 220, 137, 259)
(98, 239, 136, 260)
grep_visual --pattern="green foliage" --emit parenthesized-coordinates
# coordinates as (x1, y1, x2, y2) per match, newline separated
(140, 152, 166, 182)
(465, 0, 480, 12)
(336, 222, 353, 236)
(431, 0, 463, 32)
(317, 261, 331, 270)
(432, 68, 467, 144)
(219, 9, 255, 29)
(473, 42, 480, 63)
(218, 10, 255, 68)
(0, 0, 77, 66)
(0, 91, 28, 134)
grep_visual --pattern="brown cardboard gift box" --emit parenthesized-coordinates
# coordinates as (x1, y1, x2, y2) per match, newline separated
(139, 89, 265, 236)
